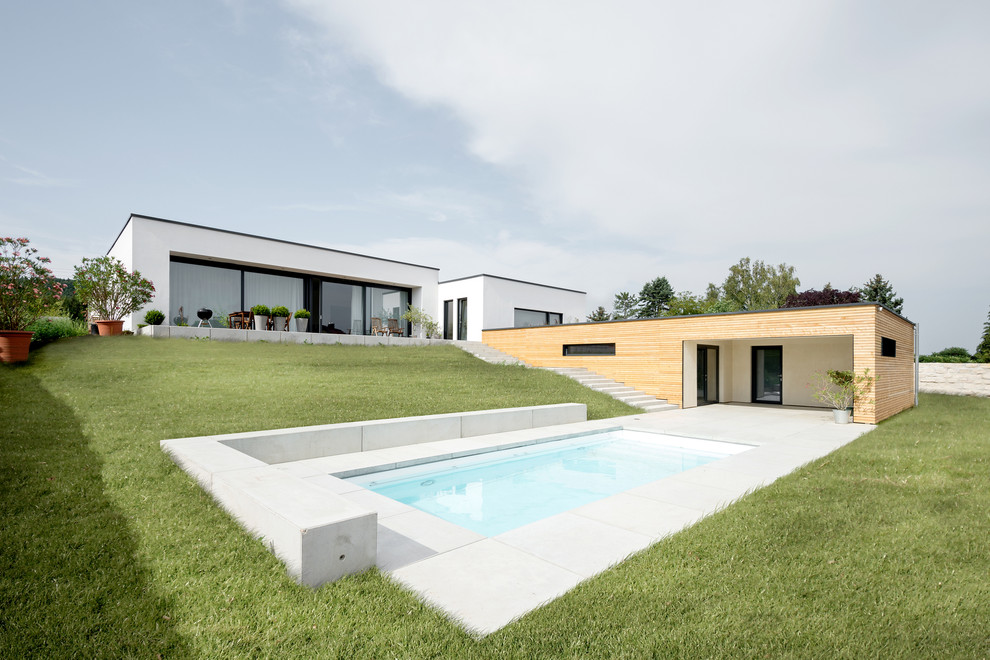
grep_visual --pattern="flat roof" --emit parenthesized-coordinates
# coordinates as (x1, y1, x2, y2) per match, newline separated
(482, 301, 915, 332)
(111, 213, 441, 271)
(439, 273, 586, 295)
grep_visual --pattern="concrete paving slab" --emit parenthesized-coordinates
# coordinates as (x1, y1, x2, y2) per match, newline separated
(390, 539, 585, 636)
(572, 492, 707, 539)
(495, 512, 653, 578)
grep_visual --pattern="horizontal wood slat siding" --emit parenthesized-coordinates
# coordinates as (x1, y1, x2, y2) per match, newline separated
(482, 305, 917, 424)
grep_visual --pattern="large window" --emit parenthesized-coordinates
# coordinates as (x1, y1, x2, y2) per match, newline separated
(514, 308, 563, 328)
(244, 272, 304, 318)
(321, 281, 363, 334)
(169, 261, 241, 327)
(168, 257, 411, 335)
(366, 286, 409, 335)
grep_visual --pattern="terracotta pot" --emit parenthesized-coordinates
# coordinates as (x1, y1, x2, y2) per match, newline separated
(0, 330, 34, 363)
(95, 320, 124, 336)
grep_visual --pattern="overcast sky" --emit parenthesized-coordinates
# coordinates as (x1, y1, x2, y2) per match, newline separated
(2, 1, 988, 352)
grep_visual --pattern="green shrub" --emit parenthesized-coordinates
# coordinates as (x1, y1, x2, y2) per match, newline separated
(936, 346, 972, 359)
(144, 309, 165, 325)
(271, 306, 290, 317)
(28, 317, 89, 347)
(250, 305, 270, 316)
(293, 309, 311, 319)
(921, 346, 975, 363)
(920, 354, 972, 363)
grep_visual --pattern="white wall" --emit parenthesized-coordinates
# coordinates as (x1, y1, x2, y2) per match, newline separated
(438, 275, 586, 342)
(109, 215, 439, 330)
(437, 277, 485, 341)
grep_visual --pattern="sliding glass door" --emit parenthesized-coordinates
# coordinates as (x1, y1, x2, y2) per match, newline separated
(697, 345, 719, 405)
(752, 346, 783, 404)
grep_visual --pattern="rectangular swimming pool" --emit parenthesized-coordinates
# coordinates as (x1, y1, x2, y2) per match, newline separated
(346, 429, 752, 536)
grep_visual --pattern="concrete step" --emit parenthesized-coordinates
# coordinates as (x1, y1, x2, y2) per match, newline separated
(638, 402, 679, 412)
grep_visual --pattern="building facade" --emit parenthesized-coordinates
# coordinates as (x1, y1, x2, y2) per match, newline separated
(482, 304, 917, 424)
(438, 274, 586, 342)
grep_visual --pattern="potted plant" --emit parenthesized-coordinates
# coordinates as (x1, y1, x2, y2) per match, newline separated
(250, 304, 270, 330)
(144, 309, 165, 326)
(293, 308, 310, 332)
(810, 369, 876, 423)
(270, 306, 290, 332)
(0, 237, 65, 363)
(400, 305, 440, 339)
(73, 256, 155, 336)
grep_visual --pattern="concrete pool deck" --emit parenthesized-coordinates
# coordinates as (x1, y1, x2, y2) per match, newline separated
(299, 404, 875, 635)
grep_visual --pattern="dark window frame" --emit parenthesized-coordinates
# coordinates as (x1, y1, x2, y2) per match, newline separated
(563, 343, 616, 356)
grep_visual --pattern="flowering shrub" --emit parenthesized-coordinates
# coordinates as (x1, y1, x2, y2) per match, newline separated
(0, 237, 65, 331)
(73, 256, 155, 321)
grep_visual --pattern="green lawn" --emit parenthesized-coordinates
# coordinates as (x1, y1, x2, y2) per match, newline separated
(1, 336, 987, 658)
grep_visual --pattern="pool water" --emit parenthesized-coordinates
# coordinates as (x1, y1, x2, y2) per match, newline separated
(346, 429, 751, 536)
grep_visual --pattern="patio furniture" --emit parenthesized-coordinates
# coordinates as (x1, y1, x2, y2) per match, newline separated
(228, 311, 253, 330)
(386, 318, 404, 337)
(371, 317, 386, 335)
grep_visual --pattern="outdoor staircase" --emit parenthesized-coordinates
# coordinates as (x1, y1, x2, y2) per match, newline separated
(451, 342, 677, 413)
(451, 341, 529, 366)
(545, 367, 678, 413)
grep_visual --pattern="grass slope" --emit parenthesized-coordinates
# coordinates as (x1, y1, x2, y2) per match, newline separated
(1, 336, 988, 658)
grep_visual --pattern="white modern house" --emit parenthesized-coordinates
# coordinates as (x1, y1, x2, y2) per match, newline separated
(108, 214, 439, 335)
(107, 215, 586, 338)
(437, 274, 586, 342)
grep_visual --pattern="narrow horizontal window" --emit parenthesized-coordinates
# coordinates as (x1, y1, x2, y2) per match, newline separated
(563, 343, 616, 356)
(881, 337, 896, 357)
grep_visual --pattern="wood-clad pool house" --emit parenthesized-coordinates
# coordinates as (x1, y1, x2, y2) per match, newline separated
(483, 303, 917, 424)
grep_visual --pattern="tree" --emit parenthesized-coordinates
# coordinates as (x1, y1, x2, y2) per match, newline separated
(859, 273, 904, 314)
(665, 292, 708, 317)
(612, 291, 638, 320)
(783, 283, 861, 308)
(976, 306, 990, 362)
(587, 306, 610, 322)
(636, 276, 674, 318)
(711, 257, 799, 311)
(73, 256, 155, 321)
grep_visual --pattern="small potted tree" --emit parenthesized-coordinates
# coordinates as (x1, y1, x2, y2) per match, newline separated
(0, 237, 65, 362)
(293, 309, 310, 332)
(251, 305, 270, 331)
(271, 306, 290, 332)
(73, 256, 154, 336)
(810, 369, 877, 423)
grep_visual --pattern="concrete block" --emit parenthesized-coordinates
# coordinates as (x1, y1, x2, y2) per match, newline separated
(532, 403, 587, 427)
(142, 325, 170, 338)
(221, 425, 363, 463)
(210, 327, 247, 342)
(160, 437, 267, 491)
(213, 466, 377, 586)
(171, 325, 208, 340)
(461, 407, 534, 437)
(362, 415, 462, 451)
(245, 329, 275, 342)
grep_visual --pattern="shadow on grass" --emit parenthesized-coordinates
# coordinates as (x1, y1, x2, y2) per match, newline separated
(0, 365, 191, 657)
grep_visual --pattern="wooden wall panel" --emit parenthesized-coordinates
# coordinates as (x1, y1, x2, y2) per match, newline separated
(482, 305, 917, 424)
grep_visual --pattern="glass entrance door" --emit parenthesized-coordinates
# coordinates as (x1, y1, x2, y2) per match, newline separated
(696, 346, 719, 405)
(752, 346, 783, 404)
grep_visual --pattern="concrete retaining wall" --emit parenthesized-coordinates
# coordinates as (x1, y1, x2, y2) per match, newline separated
(919, 363, 990, 398)
(139, 324, 445, 345)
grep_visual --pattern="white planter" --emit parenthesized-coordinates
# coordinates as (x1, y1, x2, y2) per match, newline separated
(254, 314, 269, 331)
(294, 317, 309, 332)
(832, 408, 851, 424)
(273, 316, 288, 332)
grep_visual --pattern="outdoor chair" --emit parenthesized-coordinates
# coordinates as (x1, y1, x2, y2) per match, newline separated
(371, 317, 386, 335)
(228, 311, 253, 330)
(386, 318, 404, 337)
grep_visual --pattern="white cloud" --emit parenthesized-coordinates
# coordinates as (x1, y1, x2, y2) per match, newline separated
(284, 0, 990, 350)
